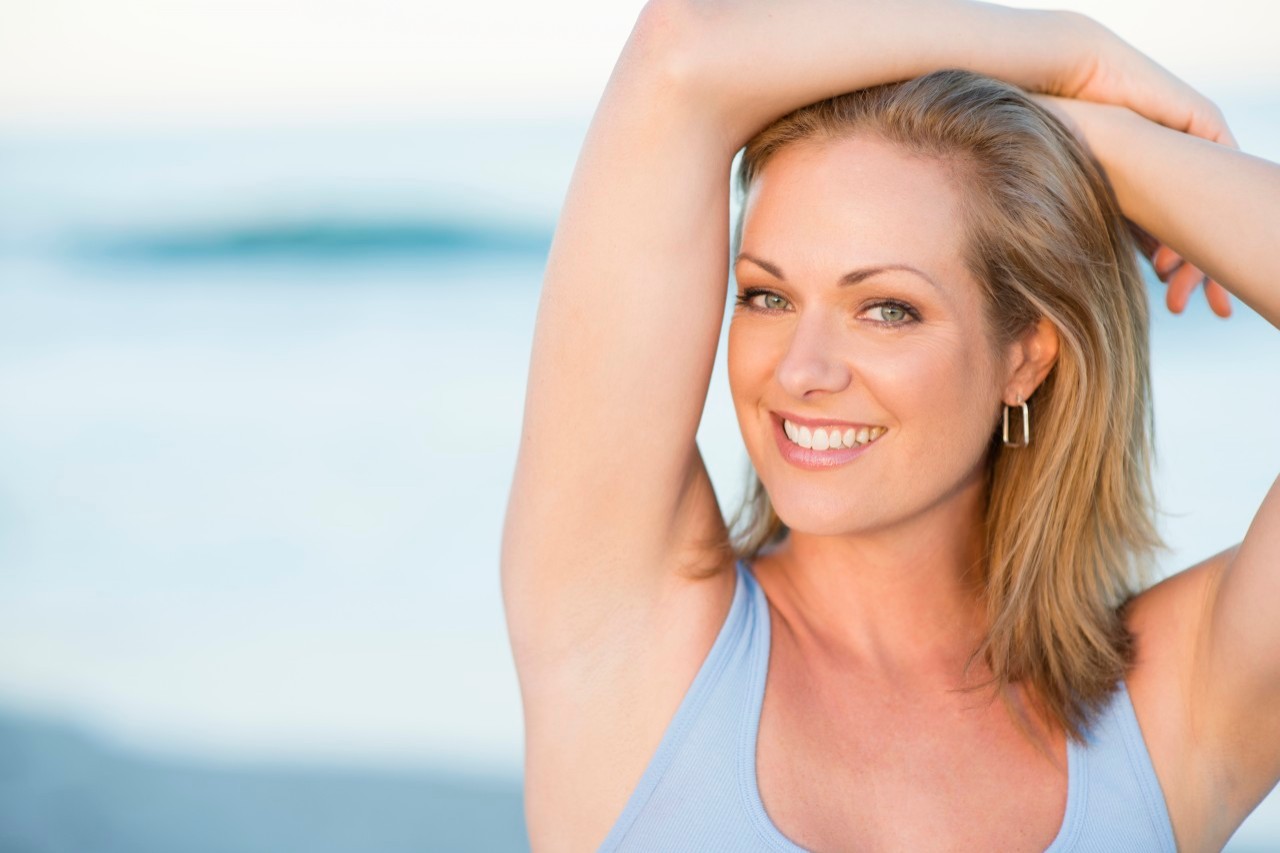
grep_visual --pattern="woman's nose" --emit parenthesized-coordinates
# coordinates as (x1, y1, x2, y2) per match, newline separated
(775, 313, 851, 399)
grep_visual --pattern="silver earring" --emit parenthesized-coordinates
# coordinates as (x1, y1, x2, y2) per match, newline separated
(1003, 394, 1029, 447)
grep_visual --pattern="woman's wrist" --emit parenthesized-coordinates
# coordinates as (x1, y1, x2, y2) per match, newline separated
(953, 6, 1108, 99)
(1039, 10, 1114, 97)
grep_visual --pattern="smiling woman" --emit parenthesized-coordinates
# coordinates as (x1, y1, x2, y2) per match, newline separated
(500, 1, 1280, 850)
(725, 72, 1156, 748)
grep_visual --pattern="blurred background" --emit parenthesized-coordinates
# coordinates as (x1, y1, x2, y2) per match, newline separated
(0, 0, 1277, 850)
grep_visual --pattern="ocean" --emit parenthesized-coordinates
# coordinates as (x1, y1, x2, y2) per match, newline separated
(1, 99, 1278, 850)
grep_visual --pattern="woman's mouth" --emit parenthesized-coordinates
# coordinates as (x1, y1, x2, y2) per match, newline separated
(782, 418, 886, 450)
(772, 413, 887, 469)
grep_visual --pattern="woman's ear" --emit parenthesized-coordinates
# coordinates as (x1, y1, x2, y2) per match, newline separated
(1003, 316, 1060, 403)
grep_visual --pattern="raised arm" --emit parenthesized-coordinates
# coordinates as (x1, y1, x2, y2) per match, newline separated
(671, 0, 1232, 152)
(1045, 95, 1280, 843)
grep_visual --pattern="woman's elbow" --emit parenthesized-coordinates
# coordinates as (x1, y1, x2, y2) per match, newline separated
(624, 0, 711, 95)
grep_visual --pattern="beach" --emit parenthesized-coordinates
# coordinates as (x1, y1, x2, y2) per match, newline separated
(1, 105, 1278, 849)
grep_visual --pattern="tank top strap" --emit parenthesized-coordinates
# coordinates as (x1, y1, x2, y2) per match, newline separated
(1056, 679, 1177, 851)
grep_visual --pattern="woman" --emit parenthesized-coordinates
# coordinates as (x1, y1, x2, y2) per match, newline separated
(501, 1, 1280, 850)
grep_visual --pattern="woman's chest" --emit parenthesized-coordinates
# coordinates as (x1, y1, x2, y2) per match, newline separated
(755, 654, 1071, 852)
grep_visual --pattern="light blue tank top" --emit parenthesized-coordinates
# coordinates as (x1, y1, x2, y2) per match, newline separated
(598, 558, 1176, 851)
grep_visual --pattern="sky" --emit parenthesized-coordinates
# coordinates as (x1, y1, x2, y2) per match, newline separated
(1, 0, 1277, 130)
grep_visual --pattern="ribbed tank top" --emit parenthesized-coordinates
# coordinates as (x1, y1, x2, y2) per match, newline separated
(597, 558, 1176, 852)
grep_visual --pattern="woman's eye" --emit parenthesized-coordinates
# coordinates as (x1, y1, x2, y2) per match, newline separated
(863, 302, 917, 325)
(736, 289, 790, 311)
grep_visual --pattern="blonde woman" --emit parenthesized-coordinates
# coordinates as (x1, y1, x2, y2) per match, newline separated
(501, 1, 1280, 849)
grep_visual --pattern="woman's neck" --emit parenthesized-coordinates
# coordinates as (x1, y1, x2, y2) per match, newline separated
(752, 472, 992, 687)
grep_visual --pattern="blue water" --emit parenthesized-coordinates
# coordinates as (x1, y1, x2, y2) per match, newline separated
(1, 103, 1278, 849)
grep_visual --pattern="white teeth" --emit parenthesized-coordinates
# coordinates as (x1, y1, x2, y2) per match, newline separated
(782, 419, 886, 451)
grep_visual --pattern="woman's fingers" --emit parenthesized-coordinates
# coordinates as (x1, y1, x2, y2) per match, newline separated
(1150, 243, 1232, 317)
(1179, 92, 1238, 149)
(1205, 278, 1234, 318)
(1164, 261, 1201, 312)
(1152, 243, 1183, 278)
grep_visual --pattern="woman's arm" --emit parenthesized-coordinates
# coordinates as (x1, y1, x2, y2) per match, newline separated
(1045, 97, 1279, 326)
(1048, 97, 1280, 833)
(676, 0, 1233, 156)
(679, 0, 1094, 151)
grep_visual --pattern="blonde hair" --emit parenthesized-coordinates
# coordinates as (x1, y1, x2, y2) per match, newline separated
(726, 69, 1165, 742)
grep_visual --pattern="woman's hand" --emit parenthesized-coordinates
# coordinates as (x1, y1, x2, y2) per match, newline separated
(1033, 92, 1235, 318)
(1054, 23, 1237, 147)
(1149, 236, 1233, 318)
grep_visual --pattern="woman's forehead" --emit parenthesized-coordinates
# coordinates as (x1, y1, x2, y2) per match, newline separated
(739, 137, 970, 290)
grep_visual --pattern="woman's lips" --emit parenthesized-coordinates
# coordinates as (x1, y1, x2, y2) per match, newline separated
(773, 409, 879, 431)
(772, 413, 881, 470)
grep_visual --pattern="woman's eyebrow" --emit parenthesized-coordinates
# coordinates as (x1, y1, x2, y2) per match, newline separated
(734, 251, 940, 291)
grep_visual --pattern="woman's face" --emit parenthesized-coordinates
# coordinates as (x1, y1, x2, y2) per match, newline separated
(728, 134, 1010, 536)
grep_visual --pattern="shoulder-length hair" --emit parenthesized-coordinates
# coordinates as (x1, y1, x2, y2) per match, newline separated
(726, 69, 1165, 743)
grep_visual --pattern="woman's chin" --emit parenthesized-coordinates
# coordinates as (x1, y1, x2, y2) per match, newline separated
(769, 493, 889, 538)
